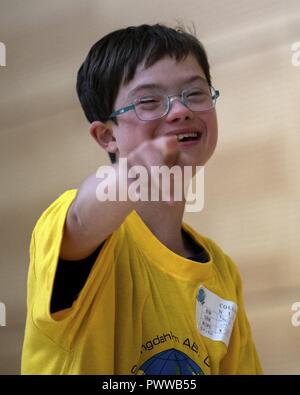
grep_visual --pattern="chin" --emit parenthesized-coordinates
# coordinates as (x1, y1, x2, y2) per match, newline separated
(178, 152, 209, 168)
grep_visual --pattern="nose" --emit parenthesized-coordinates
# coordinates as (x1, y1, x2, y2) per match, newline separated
(165, 95, 193, 122)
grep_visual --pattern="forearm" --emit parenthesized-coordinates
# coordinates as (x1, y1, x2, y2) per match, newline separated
(60, 163, 138, 260)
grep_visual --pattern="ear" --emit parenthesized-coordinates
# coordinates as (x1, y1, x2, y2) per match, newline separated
(89, 121, 119, 155)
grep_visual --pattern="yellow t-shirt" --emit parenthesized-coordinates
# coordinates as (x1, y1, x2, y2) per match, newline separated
(21, 189, 262, 375)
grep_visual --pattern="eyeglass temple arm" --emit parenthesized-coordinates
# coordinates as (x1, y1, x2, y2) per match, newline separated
(109, 104, 135, 119)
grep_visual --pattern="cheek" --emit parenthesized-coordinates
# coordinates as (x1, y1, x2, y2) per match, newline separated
(205, 112, 218, 143)
(116, 120, 158, 155)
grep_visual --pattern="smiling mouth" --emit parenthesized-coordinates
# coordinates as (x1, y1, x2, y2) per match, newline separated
(176, 131, 202, 142)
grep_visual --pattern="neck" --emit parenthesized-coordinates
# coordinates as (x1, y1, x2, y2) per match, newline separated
(135, 200, 193, 258)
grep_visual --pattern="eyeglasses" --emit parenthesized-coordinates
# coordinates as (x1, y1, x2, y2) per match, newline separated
(109, 86, 220, 122)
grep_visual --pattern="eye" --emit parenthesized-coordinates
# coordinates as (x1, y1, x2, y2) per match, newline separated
(186, 89, 209, 103)
(139, 96, 161, 104)
(187, 89, 207, 97)
(137, 96, 163, 110)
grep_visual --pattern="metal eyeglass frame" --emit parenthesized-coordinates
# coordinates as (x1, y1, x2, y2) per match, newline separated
(109, 87, 220, 121)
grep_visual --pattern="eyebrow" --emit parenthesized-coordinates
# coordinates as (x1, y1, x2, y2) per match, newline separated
(127, 75, 208, 99)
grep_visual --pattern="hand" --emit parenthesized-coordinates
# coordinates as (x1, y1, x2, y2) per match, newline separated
(125, 135, 180, 203)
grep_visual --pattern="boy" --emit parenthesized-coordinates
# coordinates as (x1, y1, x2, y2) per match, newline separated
(21, 24, 262, 375)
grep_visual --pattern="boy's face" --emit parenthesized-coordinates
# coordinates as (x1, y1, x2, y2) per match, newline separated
(95, 53, 218, 167)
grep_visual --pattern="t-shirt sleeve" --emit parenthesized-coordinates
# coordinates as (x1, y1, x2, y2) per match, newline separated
(26, 189, 118, 348)
(28, 190, 78, 321)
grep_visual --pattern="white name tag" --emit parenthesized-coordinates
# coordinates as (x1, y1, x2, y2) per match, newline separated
(196, 286, 237, 346)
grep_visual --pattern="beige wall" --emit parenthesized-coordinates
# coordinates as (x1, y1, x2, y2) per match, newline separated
(0, 0, 299, 374)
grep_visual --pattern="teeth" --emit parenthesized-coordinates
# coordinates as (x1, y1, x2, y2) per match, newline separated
(176, 132, 199, 141)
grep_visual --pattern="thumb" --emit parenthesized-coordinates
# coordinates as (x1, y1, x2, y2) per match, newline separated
(162, 135, 179, 166)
